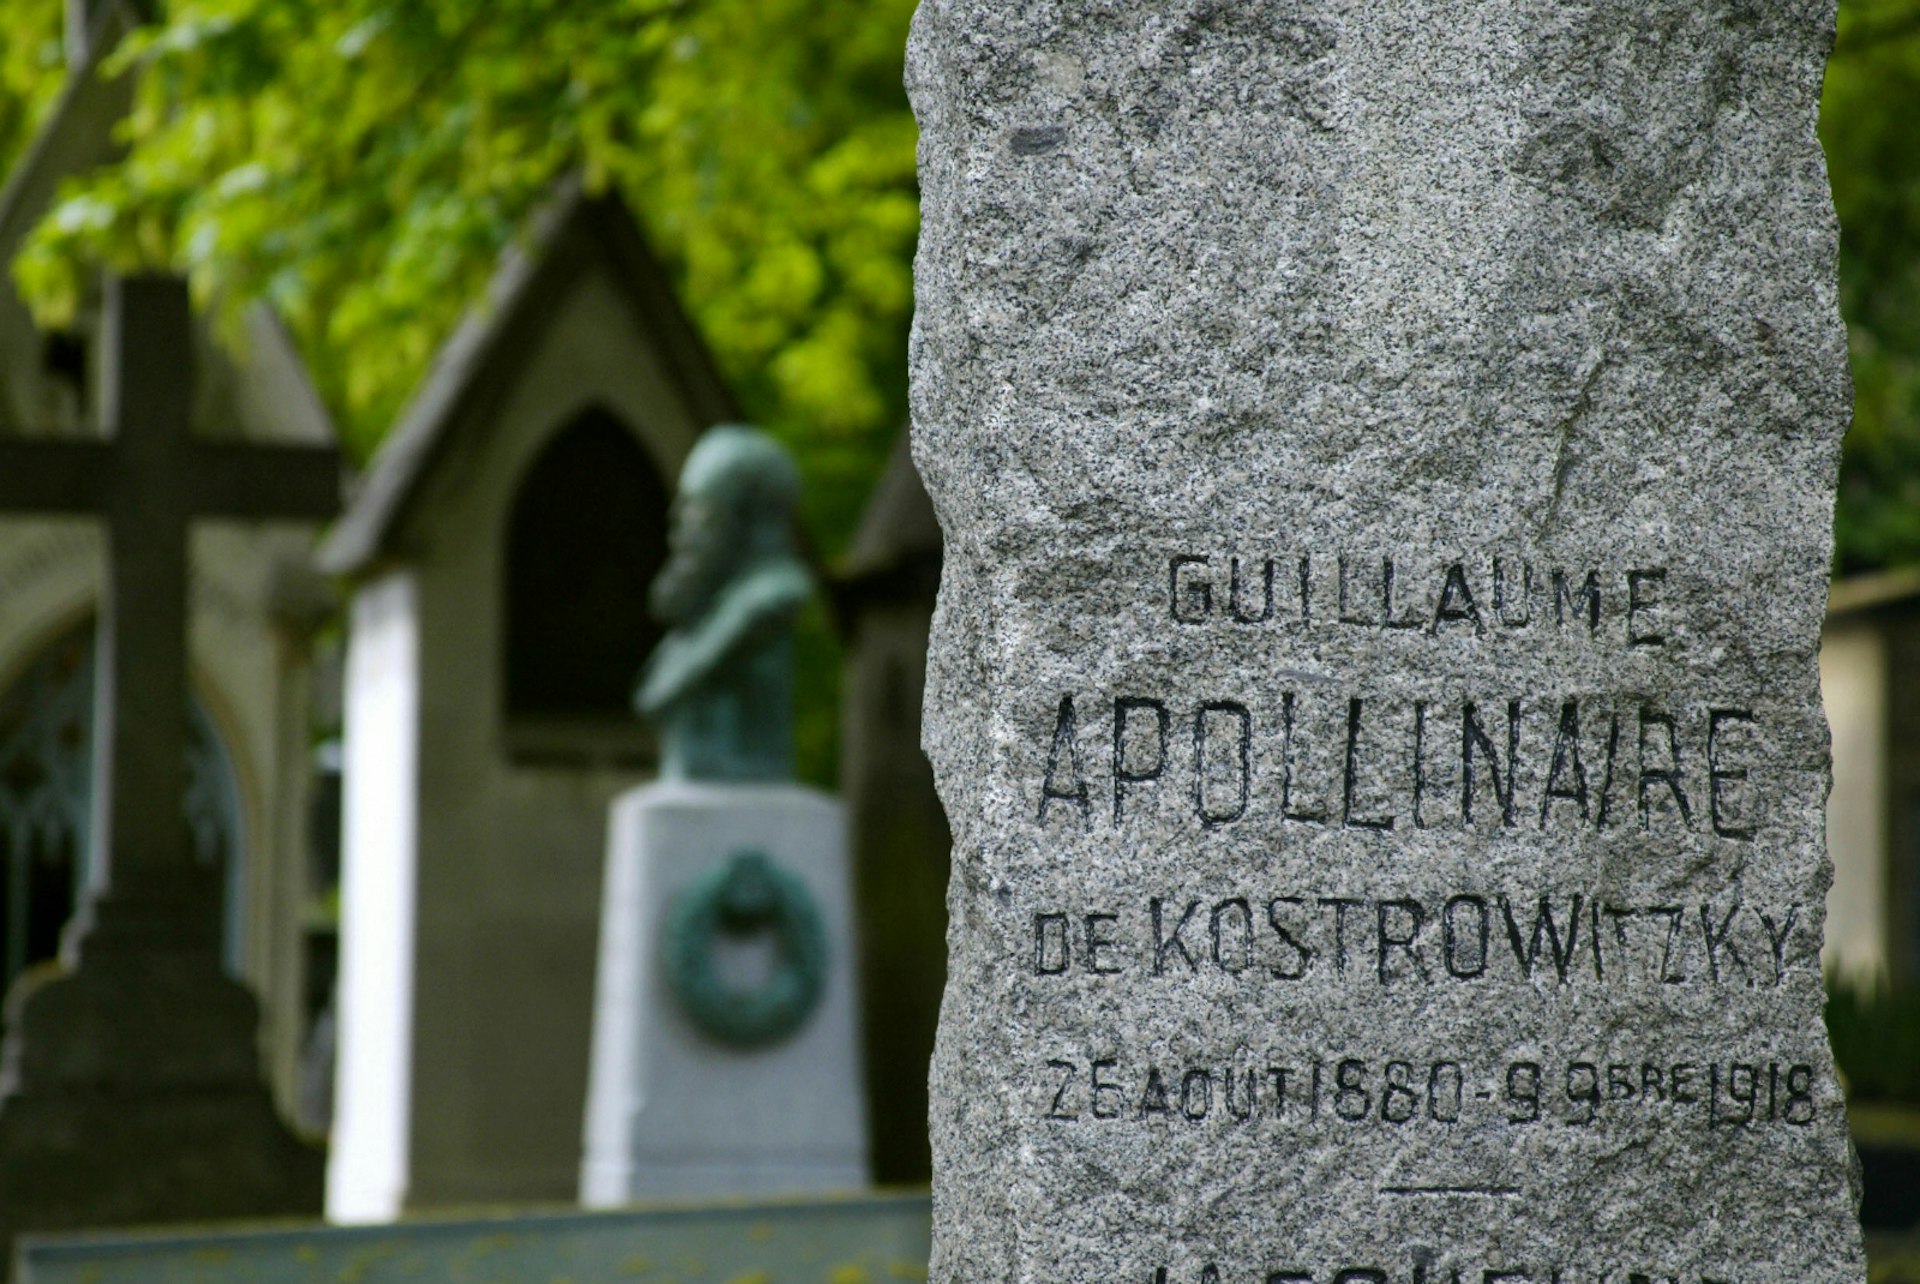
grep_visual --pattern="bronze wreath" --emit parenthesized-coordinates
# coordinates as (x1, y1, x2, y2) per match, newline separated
(662, 849, 828, 1048)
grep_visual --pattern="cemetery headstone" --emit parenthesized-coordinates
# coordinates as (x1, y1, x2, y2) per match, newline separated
(581, 425, 867, 1205)
(0, 275, 333, 1263)
(908, 2, 1868, 1282)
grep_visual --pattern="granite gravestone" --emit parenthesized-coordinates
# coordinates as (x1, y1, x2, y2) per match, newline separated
(581, 426, 867, 1205)
(908, 3, 1866, 1282)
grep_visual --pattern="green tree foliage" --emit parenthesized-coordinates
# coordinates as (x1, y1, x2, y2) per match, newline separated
(0, 3, 62, 173)
(1826, 0, 1920, 571)
(1, 0, 919, 553)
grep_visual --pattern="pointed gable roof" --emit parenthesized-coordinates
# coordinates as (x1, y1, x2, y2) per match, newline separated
(835, 430, 943, 617)
(0, 3, 137, 265)
(0, 3, 135, 436)
(316, 181, 735, 577)
(844, 431, 941, 580)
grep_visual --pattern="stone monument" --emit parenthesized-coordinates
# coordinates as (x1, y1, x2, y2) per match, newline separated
(0, 275, 331, 1261)
(581, 425, 867, 1205)
(909, 3, 1867, 1282)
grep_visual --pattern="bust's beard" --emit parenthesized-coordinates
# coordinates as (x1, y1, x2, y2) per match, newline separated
(650, 539, 728, 625)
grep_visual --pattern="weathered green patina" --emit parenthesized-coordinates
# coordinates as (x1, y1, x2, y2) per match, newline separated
(663, 850, 828, 1047)
(637, 425, 811, 782)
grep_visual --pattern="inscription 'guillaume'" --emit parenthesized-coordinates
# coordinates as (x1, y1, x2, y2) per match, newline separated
(1036, 693, 1763, 838)
(1168, 554, 1668, 648)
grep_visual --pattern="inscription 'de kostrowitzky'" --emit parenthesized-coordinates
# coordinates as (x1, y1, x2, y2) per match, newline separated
(1015, 549, 1823, 1284)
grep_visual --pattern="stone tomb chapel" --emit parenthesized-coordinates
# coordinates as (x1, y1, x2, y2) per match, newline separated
(318, 185, 735, 1219)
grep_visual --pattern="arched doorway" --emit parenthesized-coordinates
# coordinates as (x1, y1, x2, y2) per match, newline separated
(501, 406, 671, 761)
(0, 619, 245, 990)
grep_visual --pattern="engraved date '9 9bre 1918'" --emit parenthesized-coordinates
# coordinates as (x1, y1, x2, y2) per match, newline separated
(1040, 1051, 1817, 1131)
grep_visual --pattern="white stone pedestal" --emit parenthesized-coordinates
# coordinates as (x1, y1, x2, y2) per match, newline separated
(580, 781, 868, 1207)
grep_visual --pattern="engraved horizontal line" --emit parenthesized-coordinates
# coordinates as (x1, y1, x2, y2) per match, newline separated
(1380, 1184, 1521, 1197)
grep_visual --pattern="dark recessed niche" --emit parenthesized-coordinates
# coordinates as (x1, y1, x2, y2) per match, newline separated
(502, 407, 669, 764)
(41, 329, 88, 417)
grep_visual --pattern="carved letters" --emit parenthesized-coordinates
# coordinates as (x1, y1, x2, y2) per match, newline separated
(1166, 553, 1667, 647)
(957, 536, 1848, 1284)
(1029, 897, 1807, 987)
(1038, 692, 1762, 838)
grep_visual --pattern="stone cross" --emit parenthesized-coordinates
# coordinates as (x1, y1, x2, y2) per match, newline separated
(0, 274, 337, 902)
(908, 3, 1866, 1283)
(0, 274, 330, 1254)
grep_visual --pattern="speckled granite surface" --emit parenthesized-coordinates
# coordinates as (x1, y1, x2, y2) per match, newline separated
(908, 2, 1865, 1280)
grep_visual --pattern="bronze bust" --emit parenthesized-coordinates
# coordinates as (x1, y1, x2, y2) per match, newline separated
(636, 425, 811, 782)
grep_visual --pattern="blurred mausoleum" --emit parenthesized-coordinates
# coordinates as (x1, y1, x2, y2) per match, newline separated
(317, 184, 737, 1219)
(1822, 567, 1920, 990)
